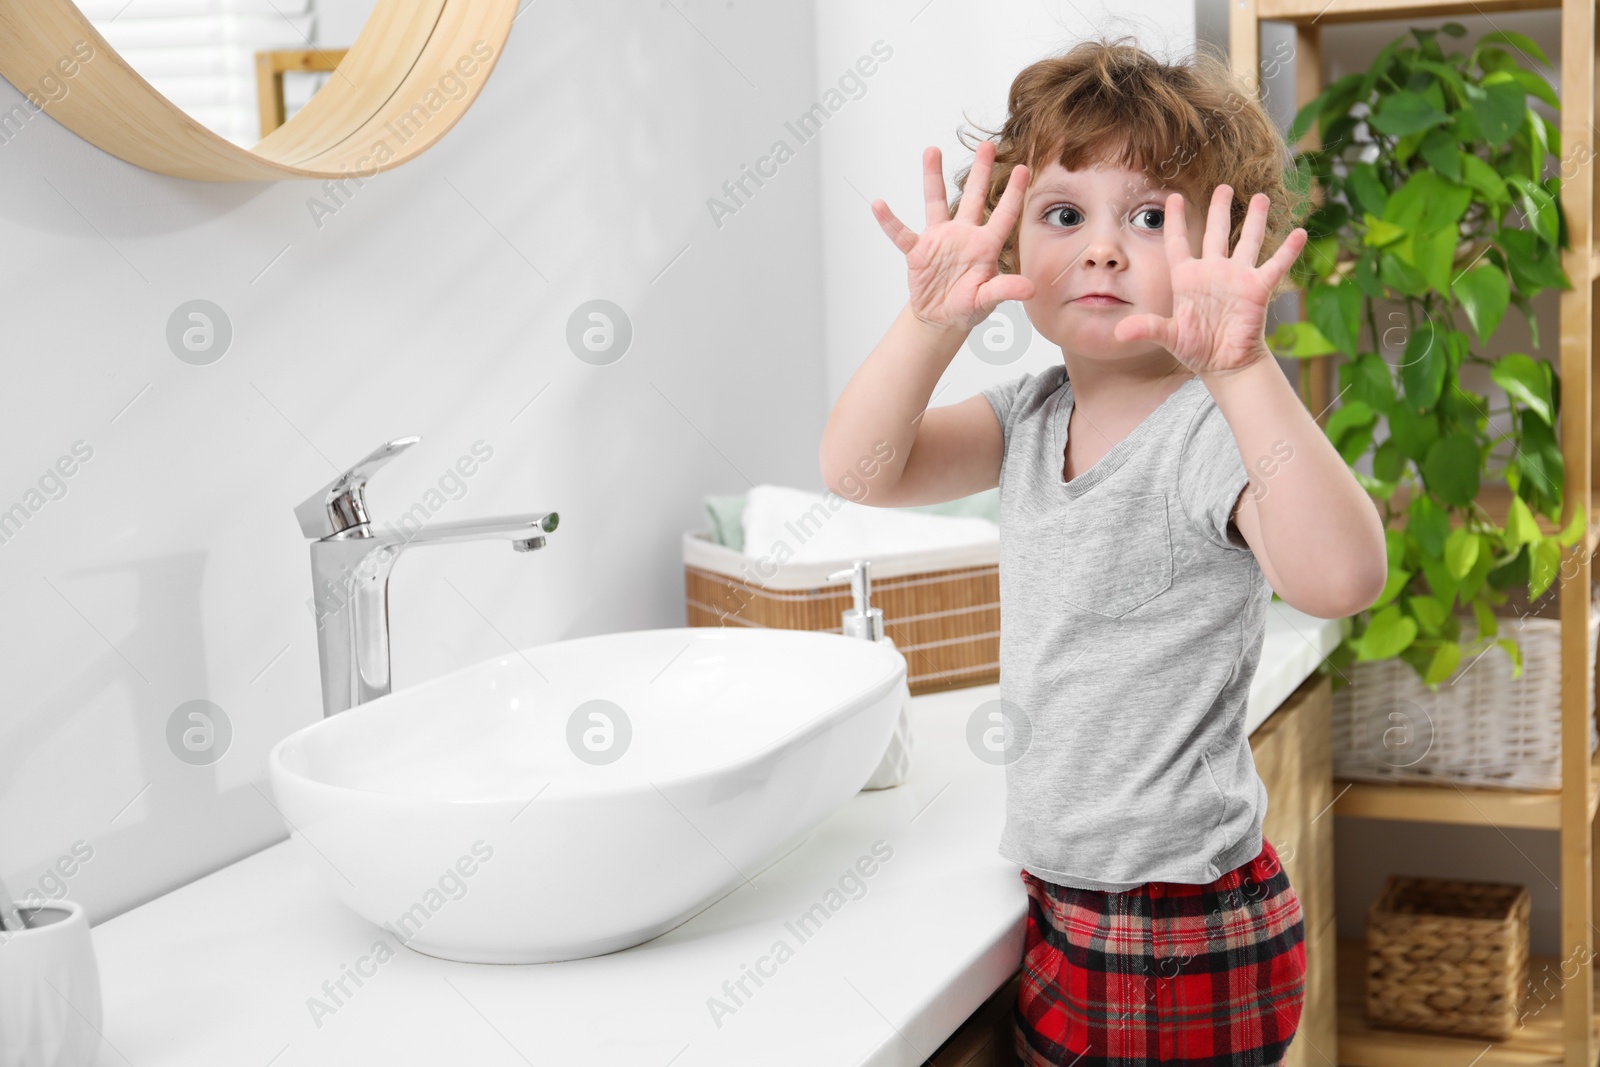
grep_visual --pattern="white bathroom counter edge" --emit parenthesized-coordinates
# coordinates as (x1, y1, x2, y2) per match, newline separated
(87, 606, 1342, 1067)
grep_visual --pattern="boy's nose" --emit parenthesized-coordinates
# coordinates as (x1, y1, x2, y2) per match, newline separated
(1081, 241, 1120, 268)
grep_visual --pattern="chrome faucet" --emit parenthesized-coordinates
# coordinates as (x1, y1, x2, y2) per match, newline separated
(295, 435, 559, 716)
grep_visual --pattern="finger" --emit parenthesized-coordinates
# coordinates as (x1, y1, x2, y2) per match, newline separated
(955, 140, 995, 225)
(1203, 183, 1232, 258)
(872, 199, 921, 257)
(923, 146, 953, 229)
(977, 271, 1037, 309)
(984, 161, 1030, 236)
(1258, 227, 1309, 291)
(1235, 192, 1269, 266)
(1114, 312, 1176, 351)
(1162, 191, 1190, 268)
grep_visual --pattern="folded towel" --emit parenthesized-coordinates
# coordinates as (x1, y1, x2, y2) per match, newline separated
(738, 485, 998, 564)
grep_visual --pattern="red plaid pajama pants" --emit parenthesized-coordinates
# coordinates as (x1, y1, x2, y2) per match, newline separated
(1013, 836, 1307, 1066)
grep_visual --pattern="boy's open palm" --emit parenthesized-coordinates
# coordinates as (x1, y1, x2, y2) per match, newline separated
(872, 142, 1037, 333)
(1114, 185, 1308, 374)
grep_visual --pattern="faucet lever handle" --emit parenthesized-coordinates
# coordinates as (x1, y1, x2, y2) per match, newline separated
(294, 435, 422, 540)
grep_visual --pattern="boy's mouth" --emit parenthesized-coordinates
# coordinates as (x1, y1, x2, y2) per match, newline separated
(1071, 293, 1127, 306)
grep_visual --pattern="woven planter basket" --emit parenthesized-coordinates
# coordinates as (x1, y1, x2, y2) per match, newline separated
(1365, 875, 1530, 1040)
(1330, 584, 1600, 791)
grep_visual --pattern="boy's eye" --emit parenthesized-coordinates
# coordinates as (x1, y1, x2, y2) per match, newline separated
(1044, 205, 1082, 227)
(1131, 207, 1165, 231)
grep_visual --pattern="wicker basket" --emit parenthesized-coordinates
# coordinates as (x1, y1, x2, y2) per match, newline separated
(1330, 585, 1600, 791)
(1365, 875, 1530, 1040)
(682, 529, 998, 695)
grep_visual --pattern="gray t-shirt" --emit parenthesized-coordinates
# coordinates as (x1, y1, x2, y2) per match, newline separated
(981, 363, 1272, 892)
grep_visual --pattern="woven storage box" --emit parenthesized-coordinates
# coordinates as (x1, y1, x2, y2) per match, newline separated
(682, 529, 998, 695)
(1330, 584, 1600, 791)
(1365, 875, 1529, 1040)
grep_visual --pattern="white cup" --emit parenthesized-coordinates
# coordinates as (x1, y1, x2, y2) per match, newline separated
(0, 902, 103, 1067)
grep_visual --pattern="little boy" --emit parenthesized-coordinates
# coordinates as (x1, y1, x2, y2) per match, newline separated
(819, 36, 1388, 1066)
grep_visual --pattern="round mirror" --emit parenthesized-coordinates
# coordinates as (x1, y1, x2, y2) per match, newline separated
(0, 0, 518, 181)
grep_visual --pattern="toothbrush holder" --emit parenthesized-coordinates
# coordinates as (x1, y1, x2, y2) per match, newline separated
(0, 901, 104, 1067)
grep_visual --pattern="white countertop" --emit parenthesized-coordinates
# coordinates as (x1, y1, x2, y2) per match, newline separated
(87, 605, 1341, 1067)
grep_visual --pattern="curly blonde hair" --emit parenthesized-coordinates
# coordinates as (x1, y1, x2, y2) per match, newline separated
(951, 36, 1311, 300)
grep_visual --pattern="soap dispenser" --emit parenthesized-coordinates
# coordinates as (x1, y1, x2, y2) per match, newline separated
(828, 559, 914, 790)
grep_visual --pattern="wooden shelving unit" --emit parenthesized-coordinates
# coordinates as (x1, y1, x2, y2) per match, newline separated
(1230, 0, 1597, 1063)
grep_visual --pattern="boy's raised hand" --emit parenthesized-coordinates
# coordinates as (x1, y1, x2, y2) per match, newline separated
(872, 140, 1037, 334)
(1114, 184, 1308, 375)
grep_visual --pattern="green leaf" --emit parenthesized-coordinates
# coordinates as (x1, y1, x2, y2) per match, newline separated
(1326, 399, 1376, 450)
(1410, 59, 1470, 107)
(1421, 432, 1481, 507)
(1267, 320, 1340, 358)
(1466, 75, 1529, 147)
(1343, 350, 1397, 410)
(1451, 263, 1510, 343)
(1507, 67, 1560, 109)
(1514, 411, 1563, 501)
(1506, 174, 1559, 247)
(1423, 641, 1463, 686)
(1418, 127, 1461, 179)
(1303, 234, 1341, 278)
(1411, 594, 1450, 633)
(1353, 250, 1385, 298)
(1362, 214, 1406, 248)
(1379, 250, 1430, 297)
(1398, 228, 1461, 295)
(1288, 96, 1322, 145)
(1373, 568, 1410, 610)
(1496, 227, 1570, 295)
(1458, 152, 1508, 205)
(1400, 318, 1446, 409)
(1529, 536, 1561, 599)
(1369, 90, 1450, 136)
(1472, 597, 1498, 640)
(1346, 162, 1389, 217)
(1503, 492, 1542, 548)
(1383, 170, 1472, 235)
(1444, 527, 1480, 580)
(1477, 29, 1551, 69)
(1308, 277, 1363, 357)
(1490, 352, 1554, 423)
(1357, 604, 1419, 659)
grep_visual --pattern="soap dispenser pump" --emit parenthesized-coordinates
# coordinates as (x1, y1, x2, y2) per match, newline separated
(828, 559, 913, 790)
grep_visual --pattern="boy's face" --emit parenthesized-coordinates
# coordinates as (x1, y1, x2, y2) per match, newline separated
(1016, 155, 1208, 364)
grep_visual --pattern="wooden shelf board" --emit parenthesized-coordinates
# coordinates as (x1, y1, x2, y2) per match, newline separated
(1332, 747, 1600, 829)
(1257, 0, 1559, 23)
(1337, 937, 1600, 1066)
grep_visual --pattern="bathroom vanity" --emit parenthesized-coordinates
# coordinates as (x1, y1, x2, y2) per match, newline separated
(83, 606, 1341, 1067)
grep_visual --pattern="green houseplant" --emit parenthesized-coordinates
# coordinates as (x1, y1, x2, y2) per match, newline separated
(1271, 22, 1582, 693)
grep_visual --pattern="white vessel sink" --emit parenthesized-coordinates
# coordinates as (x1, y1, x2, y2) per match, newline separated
(266, 627, 908, 964)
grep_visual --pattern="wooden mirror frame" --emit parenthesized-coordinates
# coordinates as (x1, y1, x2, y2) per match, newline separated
(0, 0, 517, 182)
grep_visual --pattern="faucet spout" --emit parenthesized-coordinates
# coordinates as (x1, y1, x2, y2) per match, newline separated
(373, 512, 559, 549)
(299, 437, 558, 717)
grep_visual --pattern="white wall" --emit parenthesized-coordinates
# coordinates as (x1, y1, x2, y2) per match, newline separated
(0, 0, 832, 923)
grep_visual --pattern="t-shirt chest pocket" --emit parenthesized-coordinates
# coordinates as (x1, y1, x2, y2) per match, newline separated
(1059, 492, 1174, 618)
